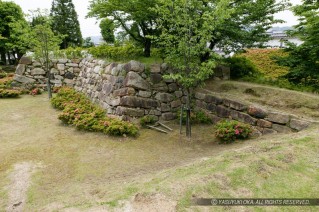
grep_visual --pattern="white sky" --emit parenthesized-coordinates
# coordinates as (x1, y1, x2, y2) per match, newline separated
(4, 0, 302, 37)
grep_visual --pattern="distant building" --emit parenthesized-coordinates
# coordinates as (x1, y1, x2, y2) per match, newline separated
(266, 29, 302, 48)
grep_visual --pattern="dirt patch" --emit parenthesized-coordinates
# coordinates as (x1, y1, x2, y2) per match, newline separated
(117, 193, 177, 212)
(6, 162, 40, 212)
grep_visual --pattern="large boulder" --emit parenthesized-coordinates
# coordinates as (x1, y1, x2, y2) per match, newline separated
(124, 71, 150, 91)
(120, 96, 158, 109)
(289, 119, 310, 131)
(223, 99, 247, 111)
(247, 106, 268, 118)
(16, 64, 26, 75)
(31, 68, 45, 75)
(161, 112, 176, 121)
(116, 107, 145, 117)
(267, 112, 290, 124)
(155, 92, 174, 103)
(113, 87, 136, 97)
(204, 95, 223, 105)
(14, 75, 36, 84)
(19, 57, 32, 65)
(124, 60, 145, 73)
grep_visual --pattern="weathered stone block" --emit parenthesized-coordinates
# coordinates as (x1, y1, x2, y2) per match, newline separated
(195, 92, 206, 100)
(267, 112, 290, 124)
(16, 64, 26, 75)
(50, 68, 59, 74)
(160, 103, 171, 112)
(247, 106, 268, 118)
(113, 87, 136, 97)
(57, 64, 65, 71)
(64, 79, 75, 85)
(124, 71, 150, 91)
(31, 68, 45, 75)
(105, 63, 118, 74)
(196, 100, 207, 109)
(155, 92, 174, 103)
(58, 59, 68, 64)
(174, 91, 183, 98)
(168, 83, 178, 92)
(120, 96, 158, 109)
(124, 60, 145, 73)
(66, 63, 79, 67)
(138, 91, 152, 98)
(289, 119, 310, 131)
(102, 83, 113, 95)
(223, 99, 247, 111)
(204, 94, 223, 104)
(150, 73, 162, 84)
(237, 112, 257, 125)
(257, 119, 272, 128)
(272, 124, 292, 133)
(65, 72, 75, 79)
(14, 75, 36, 84)
(19, 57, 32, 65)
(216, 105, 231, 118)
(161, 112, 176, 121)
(152, 82, 168, 92)
(207, 103, 217, 113)
(150, 63, 161, 73)
(171, 100, 182, 108)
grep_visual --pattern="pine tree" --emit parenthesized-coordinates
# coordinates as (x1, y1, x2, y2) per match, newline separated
(50, 0, 82, 49)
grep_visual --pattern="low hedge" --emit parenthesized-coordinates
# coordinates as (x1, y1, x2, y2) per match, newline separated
(0, 89, 20, 98)
(51, 87, 139, 137)
(214, 120, 252, 143)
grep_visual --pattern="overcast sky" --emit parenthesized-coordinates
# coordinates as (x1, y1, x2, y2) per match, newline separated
(4, 0, 302, 37)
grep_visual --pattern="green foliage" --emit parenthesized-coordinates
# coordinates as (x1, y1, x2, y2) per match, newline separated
(276, 0, 319, 89)
(54, 47, 86, 59)
(0, 89, 20, 98)
(140, 115, 157, 127)
(51, 87, 139, 137)
(178, 110, 212, 125)
(0, 1, 29, 63)
(0, 72, 7, 79)
(88, 43, 143, 61)
(88, 0, 158, 57)
(82, 37, 95, 48)
(239, 49, 289, 79)
(100, 18, 115, 43)
(50, 0, 83, 49)
(224, 56, 258, 79)
(0, 75, 13, 89)
(214, 120, 252, 143)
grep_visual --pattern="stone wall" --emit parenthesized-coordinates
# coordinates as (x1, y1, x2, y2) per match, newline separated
(193, 92, 311, 134)
(14, 57, 81, 87)
(74, 58, 183, 121)
(14, 56, 311, 133)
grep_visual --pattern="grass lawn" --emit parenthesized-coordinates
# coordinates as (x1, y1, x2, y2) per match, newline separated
(0, 88, 318, 211)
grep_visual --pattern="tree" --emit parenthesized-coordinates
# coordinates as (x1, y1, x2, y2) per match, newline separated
(83, 37, 95, 48)
(277, 0, 319, 86)
(50, 0, 83, 49)
(100, 18, 115, 43)
(0, 1, 28, 64)
(29, 16, 62, 99)
(156, 0, 232, 138)
(88, 0, 159, 57)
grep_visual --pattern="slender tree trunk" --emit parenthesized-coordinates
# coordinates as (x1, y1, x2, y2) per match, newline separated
(144, 38, 152, 57)
(46, 60, 52, 99)
(0, 49, 6, 65)
(185, 87, 192, 138)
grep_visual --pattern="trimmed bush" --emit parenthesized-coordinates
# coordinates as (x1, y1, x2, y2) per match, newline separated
(51, 87, 139, 137)
(178, 109, 212, 125)
(225, 56, 258, 79)
(214, 120, 252, 143)
(0, 72, 7, 79)
(88, 43, 143, 61)
(0, 89, 20, 98)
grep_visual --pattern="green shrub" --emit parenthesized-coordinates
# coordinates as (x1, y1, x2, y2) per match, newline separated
(52, 87, 139, 137)
(178, 109, 212, 125)
(88, 43, 143, 61)
(0, 89, 20, 98)
(225, 56, 258, 79)
(0, 72, 7, 79)
(140, 115, 157, 127)
(214, 120, 252, 143)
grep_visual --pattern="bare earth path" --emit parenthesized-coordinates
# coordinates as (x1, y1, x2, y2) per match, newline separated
(0, 95, 254, 211)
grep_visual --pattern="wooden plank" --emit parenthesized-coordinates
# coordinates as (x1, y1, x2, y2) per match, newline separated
(147, 125, 168, 134)
(158, 122, 173, 131)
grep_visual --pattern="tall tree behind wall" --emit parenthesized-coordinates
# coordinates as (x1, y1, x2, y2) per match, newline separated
(50, 0, 83, 49)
